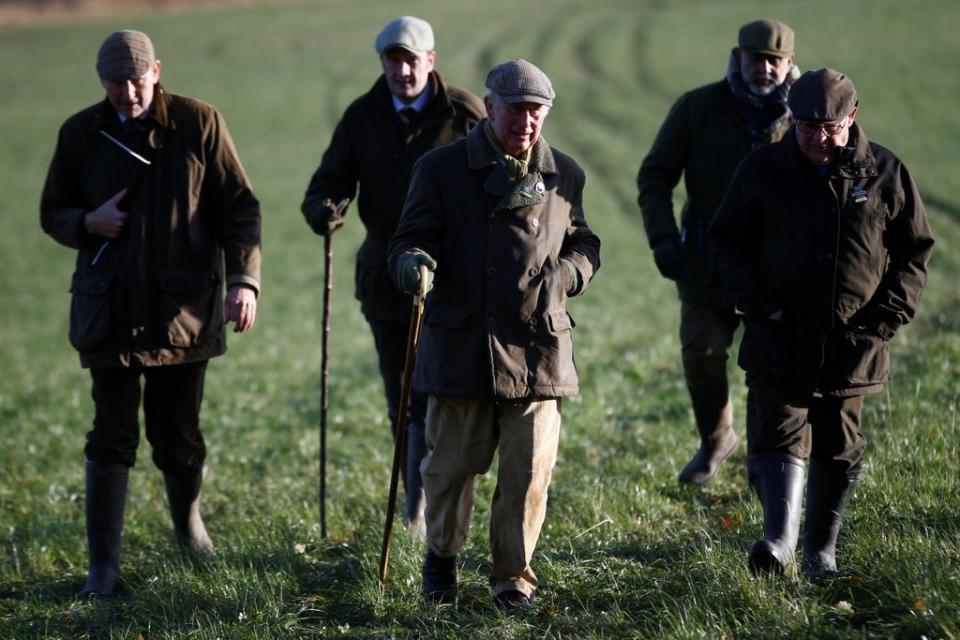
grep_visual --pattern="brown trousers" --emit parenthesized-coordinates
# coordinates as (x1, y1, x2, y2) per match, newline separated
(422, 395, 561, 597)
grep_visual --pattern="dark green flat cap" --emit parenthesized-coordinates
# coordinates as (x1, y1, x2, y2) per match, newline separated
(788, 68, 858, 122)
(738, 19, 794, 57)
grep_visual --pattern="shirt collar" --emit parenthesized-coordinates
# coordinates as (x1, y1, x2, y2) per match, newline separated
(391, 83, 432, 114)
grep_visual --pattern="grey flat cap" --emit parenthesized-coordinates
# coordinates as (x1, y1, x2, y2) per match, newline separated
(485, 58, 554, 107)
(789, 68, 858, 122)
(97, 29, 156, 81)
(375, 16, 434, 54)
(739, 19, 794, 57)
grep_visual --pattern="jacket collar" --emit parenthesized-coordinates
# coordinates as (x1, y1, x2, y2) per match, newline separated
(372, 71, 453, 128)
(466, 120, 557, 209)
(775, 123, 878, 180)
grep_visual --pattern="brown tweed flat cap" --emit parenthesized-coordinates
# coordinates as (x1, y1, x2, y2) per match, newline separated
(789, 68, 858, 122)
(97, 30, 156, 81)
(485, 59, 554, 107)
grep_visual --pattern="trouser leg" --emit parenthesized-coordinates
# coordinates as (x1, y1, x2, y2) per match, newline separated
(142, 361, 213, 552)
(489, 399, 561, 598)
(422, 396, 497, 558)
(803, 395, 866, 577)
(678, 300, 740, 485)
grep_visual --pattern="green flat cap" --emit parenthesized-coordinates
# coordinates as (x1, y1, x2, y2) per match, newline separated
(485, 58, 554, 107)
(97, 29, 155, 81)
(788, 68, 858, 122)
(738, 19, 794, 57)
(375, 16, 434, 54)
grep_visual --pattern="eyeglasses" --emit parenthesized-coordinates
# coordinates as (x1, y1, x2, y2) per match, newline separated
(796, 120, 848, 135)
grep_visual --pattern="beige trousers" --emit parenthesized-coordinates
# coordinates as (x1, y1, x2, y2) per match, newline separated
(422, 395, 561, 597)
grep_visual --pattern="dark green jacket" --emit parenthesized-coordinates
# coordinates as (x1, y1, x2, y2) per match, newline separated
(637, 80, 792, 303)
(388, 123, 600, 400)
(301, 72, 484, 320)
(710, 124, 934, 396)
(40, 88, 262, 368)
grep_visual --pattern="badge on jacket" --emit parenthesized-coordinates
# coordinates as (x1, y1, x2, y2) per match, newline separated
(850, 187, 868, 204)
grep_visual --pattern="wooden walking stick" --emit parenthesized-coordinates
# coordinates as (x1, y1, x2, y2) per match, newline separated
(378, 263, 429, 589)
(319, 198, 349, 539)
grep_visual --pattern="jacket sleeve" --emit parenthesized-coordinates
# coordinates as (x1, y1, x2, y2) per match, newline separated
(388, 155, 443, 286)
(39, 123, 93, 250)
(636, 93, 692, 247)
(560, 168, 600, 296)
(301, 116, 360, 230)
(207, 108, 262, 294)
(708, 156, 781, 318)
(855, 161, 934, 339)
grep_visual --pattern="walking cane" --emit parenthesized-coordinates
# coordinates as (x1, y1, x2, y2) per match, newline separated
(378, 263, 429, 589)
(319, 198, 349, 539)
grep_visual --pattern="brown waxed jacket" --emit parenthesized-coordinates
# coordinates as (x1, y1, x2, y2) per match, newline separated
(301, 72, 484, 321)
(637, 80, 792, 304)
(40, 88, 261, 368)
(388, 122, 601, 400)
(710, 123, 934, 396)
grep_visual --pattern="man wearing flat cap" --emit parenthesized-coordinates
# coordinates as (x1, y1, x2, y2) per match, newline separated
(710, 68, 934, 577)
(637, 19, 799, 486)
(300, 17, 484, 534)
(389, 58, 600, 608)
(40, 29, 261, 596)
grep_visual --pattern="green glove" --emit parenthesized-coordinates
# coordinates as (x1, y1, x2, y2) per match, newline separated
(400, 252, 437, 295)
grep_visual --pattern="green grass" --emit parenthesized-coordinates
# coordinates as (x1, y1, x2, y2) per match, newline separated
(2, 0, 959, 637)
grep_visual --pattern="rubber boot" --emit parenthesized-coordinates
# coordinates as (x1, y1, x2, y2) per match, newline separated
(748, 455, 805, 575)
(79, 460, 128, 597)
(802, 458, 860, 578)
(164, 469, 215, 555)
(678, 386, 738, 485)
(404, 421, 427, 539)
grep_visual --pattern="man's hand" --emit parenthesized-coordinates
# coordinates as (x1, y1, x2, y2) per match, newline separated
(308, 197, 350, 237)
(85, 189, 129, 238)
(652, 235, 686, 280)
(400, 252, 437, 295)
(225, 285, 257, 333)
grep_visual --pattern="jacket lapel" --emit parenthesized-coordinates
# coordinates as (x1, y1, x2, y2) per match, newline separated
(466, 125, 558, 211)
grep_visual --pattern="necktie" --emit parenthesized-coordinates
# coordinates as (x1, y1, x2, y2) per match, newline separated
(399, 107, 417, 125)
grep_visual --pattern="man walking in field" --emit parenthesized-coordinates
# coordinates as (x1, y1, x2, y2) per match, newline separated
(40, 29, 261, 596)
(710, 69, 934, 576)
(300, 16, 484, 534)
(389, 59, 600, 608)
(636, 20, 799, 485)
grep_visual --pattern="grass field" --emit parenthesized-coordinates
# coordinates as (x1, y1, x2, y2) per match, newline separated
(1, 0, 959, 637)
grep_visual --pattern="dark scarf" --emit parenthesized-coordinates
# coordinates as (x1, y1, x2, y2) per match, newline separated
(725, 50, 796, 142)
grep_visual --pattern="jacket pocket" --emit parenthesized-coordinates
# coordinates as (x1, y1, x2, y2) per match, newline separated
(69, 271, 114, 352)
(739, 316, 794, 374)
(830, 330, 890, 387)
(547, 309, 575, 333)
(156, 270, 220, 348)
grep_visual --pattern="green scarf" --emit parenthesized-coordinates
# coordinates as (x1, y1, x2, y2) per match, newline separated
(483, 120, 531, 180)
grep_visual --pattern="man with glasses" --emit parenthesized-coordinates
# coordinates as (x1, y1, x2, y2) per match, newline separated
(636, 20, 799, 486)
(300, 17, 484, 535)
(710, 68, 934, 577)
(40, 30, 261, 596)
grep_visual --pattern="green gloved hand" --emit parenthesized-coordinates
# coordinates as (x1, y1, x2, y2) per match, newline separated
(400, 252, 437, 295)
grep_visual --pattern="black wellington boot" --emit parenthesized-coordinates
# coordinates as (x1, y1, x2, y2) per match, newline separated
(164, 469, 215, 555)
(422, 550, 458, 603)
(404, 421, 427, 538)
(79, 460, 129, 597)
(802, 458, 860, 578)
(748, 455, 805, 575)
(678, 386, 738, 485)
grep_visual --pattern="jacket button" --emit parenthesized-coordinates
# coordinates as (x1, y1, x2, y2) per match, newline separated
(528, 317, 538, 326)
(529, 341, 536, 347)
(488, 267, 496, 275)
(528, 267, 538, 276)
(488, 317, 495, 327)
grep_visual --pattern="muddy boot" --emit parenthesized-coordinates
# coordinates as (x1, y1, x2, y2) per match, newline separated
(802, 458, 860, 578)
(679, 388, 737, 485)
(404, 421, 427, 539)
(164, 469, 214, 555)
(79, 460, 128, 597)
(748, 455, 805, 575)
